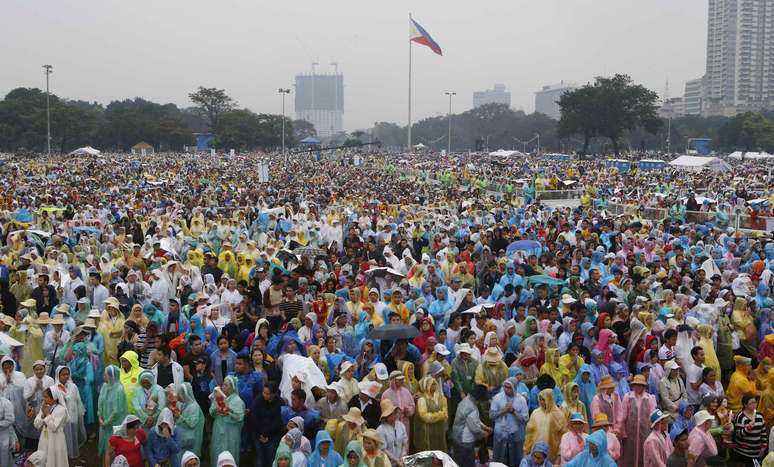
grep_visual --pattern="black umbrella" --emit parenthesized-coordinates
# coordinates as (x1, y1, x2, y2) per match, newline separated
(367, 324, 419, 341)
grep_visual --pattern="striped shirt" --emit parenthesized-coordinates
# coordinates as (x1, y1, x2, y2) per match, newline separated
(733, 410, 766, 459)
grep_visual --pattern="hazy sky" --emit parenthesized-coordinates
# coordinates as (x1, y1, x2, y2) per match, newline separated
(2, 0, 706, 131)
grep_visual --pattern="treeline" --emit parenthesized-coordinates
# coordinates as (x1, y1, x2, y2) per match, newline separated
(0, 87, 316, 153)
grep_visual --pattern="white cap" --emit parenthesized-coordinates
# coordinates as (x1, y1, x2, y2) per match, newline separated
(694, 410, 714, 426)
(664, 360, 680, 372)
(434, 343, 450, 356)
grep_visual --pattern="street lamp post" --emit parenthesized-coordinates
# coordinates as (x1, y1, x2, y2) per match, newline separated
(535, 133, 540, 155)
(278, 88, 291, 157)
(43, 65, 52, 155)
(445, 91, 456, 155)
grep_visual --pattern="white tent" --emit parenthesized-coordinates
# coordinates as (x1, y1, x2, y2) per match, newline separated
(728, 151, 774, 160)
(489, 149, 525, 157)
(668, 155, 729, 172)
(68, 146, 101, 156)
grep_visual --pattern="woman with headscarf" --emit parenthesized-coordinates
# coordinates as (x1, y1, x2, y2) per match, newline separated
(490, 377, 529, 466)
(280, 427, 309, 467)
(107, 415, 146, 467)
(412, 317, 436, 355)
(54, 366, 85, 459)
(272, 443, 297, 467)
(669, 400, 696, 441)
(146, 407, 181, 467)
(574, 364, 597, 424)
(98, 365, 127, 457)
(562, 382, 589, 425)
(414, 375, 448, 452)
(118, 350, 141, 414)
(594, 329, 615, 367)
(175, 382, 204, 457)
(518, 345, 540, 387)
(540, 347, 565, 388)
(33, 387, 68, 467)
(210, 376, 245, 467)
(181, 451, 200, 467)
(19, 360, 54, 446)
(132, 370, 166, 428)
(68, 341, 95, 427)
(524, 388, 567, 465)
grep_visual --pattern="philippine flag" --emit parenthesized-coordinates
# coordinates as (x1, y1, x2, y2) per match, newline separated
(410, 18, 442, 56)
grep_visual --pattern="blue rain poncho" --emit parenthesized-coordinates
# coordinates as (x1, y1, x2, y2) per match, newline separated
(210, 375, 245, 467)
(146, 408, 181, 467)
(97, 365, 127, 456)
(564, 429, 616, 467)
(308, 430, 343, 467)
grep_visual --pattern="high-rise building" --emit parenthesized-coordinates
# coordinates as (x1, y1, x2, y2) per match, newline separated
(704, 0, 774, 116)
(684, 77, 705, 116)
(294, 70, 344, 138)
(659, 97, 686, 119)
(534, 81, 578, 120)
(473, 84, 511, 108)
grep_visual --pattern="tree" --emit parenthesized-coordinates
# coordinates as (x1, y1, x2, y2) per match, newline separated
(719, 112, 774, 152)
(292, 119, 317, 145)
(188, 87, 235, 132)
(559, 74, 661, 155)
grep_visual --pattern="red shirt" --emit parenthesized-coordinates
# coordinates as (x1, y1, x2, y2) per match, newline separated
(109, 429, 146, 467)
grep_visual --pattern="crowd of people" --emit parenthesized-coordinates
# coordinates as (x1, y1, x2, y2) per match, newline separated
(0, 150, 772, 467)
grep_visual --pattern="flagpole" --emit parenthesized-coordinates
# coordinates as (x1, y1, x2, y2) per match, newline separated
(407, 12, 412, 152)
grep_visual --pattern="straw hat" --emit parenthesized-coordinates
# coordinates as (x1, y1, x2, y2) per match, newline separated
(561, 294, 577, 304)
(88, 309, 102, 319)
(36, 312, 51, 325)
(55, 304, 71, 316)
(50, 316, 65, 326)
(20, 299, 36, 308)
(380, 399, 399, 418)
(361, 428, 382, 444)
(456, 343, 473, 355)
(339, 360, 355, 375)
(104, 297, 120, 309)
(341, 407, 366, 425)
(631, 374, 648, 387)
(0, 315, 14, 327)
(591, 413, 612, 429)
(389, 370, 404, 380)
(83, 319, 97, 329)
(483, 347, 502, 363)
(597, 375, 616, 390)
(373, 363, 389, 381)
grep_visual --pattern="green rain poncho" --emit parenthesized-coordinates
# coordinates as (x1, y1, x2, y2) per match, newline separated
(273, 443, 294, 467)
(132, 370, 167, 427)
(97, 365, 127, 456)
(210, 375, 245, 467)
(338, 440, 367, 467)
(176, 382, 205, 457)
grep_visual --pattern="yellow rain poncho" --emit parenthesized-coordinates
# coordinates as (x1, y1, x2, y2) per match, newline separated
(119, 351, 142, 414)
(98, 308, 125, 367)
(697, 324, 721, 378)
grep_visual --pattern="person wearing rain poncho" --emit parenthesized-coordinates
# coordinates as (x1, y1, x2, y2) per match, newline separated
(33, 386, 68, 467)
(175, 382, 204, 457)
(564, 428, 617, 467)
(68, 341, 95, 427)
(308, 429, 343, 467)
(13, 314, 44, 375)
(524, 388, 568, 465)
(19, 360, 54, 445)
(272, 443, 298, 467)
(414, 375, 448, 452)
(107, 415, 146, 467)
(54, 365, 86, 459)
(210, 375, 245, 467)
(146, 407, 182, 467)
(338, 439, 366, 467)
(118, 350, 142, 414)
(99, 302, 125, 367)
(132, 370, 166, 428)
(97, 365, 127, 457)
(618, 374, 656, 467)
(490, 377, 529, 466)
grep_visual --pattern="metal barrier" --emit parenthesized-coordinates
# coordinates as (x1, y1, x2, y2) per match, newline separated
(606, 202, 774, 231)
(536, 190, 583, 201)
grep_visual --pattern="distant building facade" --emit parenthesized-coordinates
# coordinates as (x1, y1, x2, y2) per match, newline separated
(534, 81, 578, 120)
(473, 84, 511, 108)
(683, 77, 705, 116)
(294, 72, 344, 138)
(659, 97, 686, 119)
(703, 0, 774, 116)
